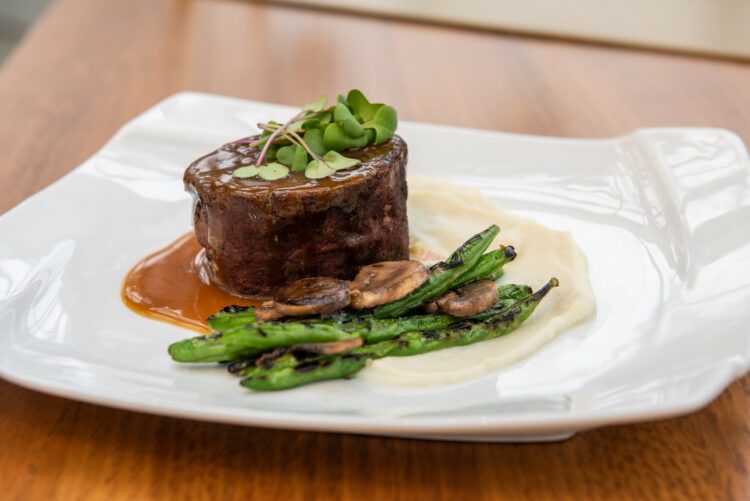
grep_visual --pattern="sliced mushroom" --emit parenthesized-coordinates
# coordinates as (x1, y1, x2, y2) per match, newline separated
(292, 337, 364, 355)
(426, 279, 499, 317)
(253, 302, 285, 322)
(275, 276, 350, 313)
(423, 301, 439, 314)
(255, 338, 363, 368)
(268, 276, 350, 317)
(349, 260, 429, 309)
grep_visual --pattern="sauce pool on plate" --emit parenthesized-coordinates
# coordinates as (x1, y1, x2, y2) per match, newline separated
(121, 233, 261, 333)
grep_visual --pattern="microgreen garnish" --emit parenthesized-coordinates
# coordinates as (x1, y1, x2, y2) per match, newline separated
(232, 89, 398, 181)
(258, 163, 290, 181)
(306, 151, 361, 179)
(233, 166, 260, 178)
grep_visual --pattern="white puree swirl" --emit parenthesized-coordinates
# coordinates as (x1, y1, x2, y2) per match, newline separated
(358, 176, 596, 387)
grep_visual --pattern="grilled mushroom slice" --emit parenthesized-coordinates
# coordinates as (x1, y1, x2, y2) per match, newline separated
(253, 303, 285, 322)
(255, 277, 351, 321)
(349, 260, 429, 309)
(255, 338, 363, 368)
(292, 337, 364, 355)
(425, 279, 499, 317)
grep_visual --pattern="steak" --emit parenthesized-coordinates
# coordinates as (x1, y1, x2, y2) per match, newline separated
(184, 135, 409, 297)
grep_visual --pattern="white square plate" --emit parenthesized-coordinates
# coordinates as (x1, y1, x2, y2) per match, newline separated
(1, 93, 749, 442)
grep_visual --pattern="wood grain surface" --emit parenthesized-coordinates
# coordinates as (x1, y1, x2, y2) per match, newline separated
(1, 0, 749, 499)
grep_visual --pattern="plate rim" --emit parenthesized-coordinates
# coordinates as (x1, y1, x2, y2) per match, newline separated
(1, 354, 745, 437)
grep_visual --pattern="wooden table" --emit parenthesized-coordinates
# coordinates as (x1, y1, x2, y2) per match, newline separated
(1, 0, 748, 498)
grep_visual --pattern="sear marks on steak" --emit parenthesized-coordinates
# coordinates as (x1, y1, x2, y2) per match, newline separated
(184, 135, 409, 297)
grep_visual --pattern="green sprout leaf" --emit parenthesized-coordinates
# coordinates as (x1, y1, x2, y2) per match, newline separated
(347, 89, 381, 122)
(317, 111, 333, 126)
(362, 105, 397, 144)
(337, 94, 351, 110)
(333, 103, 365, 138)
(233, 166, 260, 178)
(287, 121, 305, 133)
(303, 128, 327, 156)
(302, 95, 327, 113)
(305, 159, 336, 179)
(277, 145, 309, 172)
(322, 150, 360, 169)
(300, 118, 320, 130)
(301, 111, 333, 132)
(292, 145, 308, 172)
(276, 145, 296, 167)
(323, 123, 368, 151)
(258, 162, 290, 180)
(266, 143, 280, 161)
(305, 151, 360, 179)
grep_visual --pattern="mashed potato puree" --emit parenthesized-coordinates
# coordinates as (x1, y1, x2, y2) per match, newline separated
(358, 177, 596, 386)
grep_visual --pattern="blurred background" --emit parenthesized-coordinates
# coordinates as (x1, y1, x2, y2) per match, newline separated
(276, 0, 750, 59)
(2, 0, 749, 64)
(0, 0, 51, 62)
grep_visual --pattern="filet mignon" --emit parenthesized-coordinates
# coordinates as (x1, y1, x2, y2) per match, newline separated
(184, 135, 409, 297)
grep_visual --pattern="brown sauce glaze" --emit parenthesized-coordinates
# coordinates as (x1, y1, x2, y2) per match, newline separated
(187, 139, 398, 196)
(121, 233, 261, 333)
